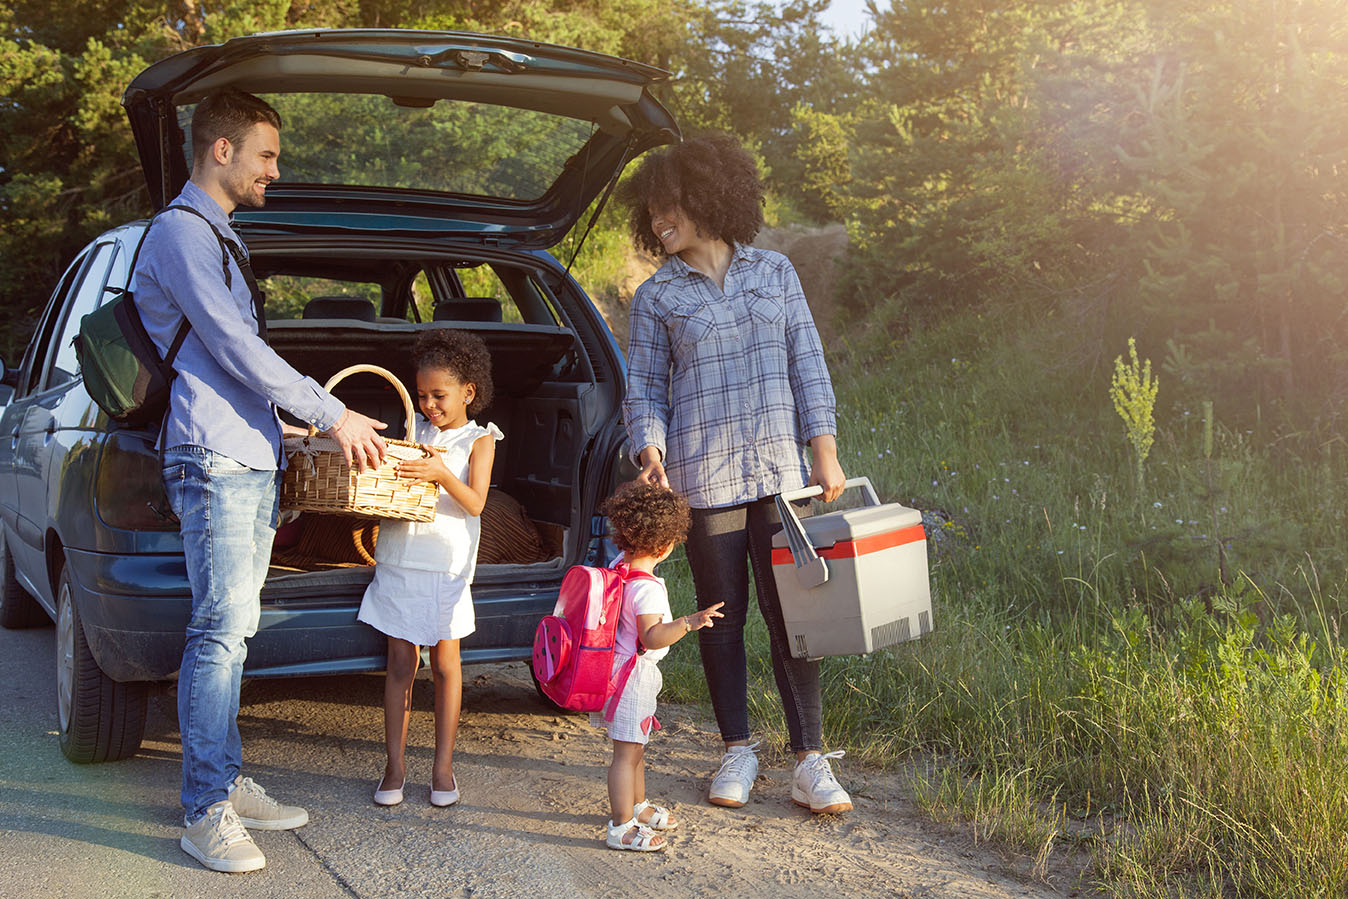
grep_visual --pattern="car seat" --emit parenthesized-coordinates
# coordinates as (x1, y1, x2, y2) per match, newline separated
(303, 296, 377, 322)
(432, 297, 502, 323)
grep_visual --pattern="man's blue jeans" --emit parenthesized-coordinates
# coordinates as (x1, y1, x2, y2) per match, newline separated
(162, 447, 278, 823)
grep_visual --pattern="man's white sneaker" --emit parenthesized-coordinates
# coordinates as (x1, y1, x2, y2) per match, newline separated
(792, 750, 853, 814)
(708, 741, 760, 808)
(180, 800, 265, 873)
(229, 775, 310, 830)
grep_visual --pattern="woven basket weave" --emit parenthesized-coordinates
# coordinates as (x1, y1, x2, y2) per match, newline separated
(280, 364, 441, 522)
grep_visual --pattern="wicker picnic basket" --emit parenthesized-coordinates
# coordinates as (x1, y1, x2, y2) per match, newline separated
(280, 364, 442, 522)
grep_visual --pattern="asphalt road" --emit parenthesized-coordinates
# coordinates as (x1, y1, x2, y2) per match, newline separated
(0, 620, 588, 899)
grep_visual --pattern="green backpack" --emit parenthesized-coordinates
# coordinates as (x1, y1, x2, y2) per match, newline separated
(74, 204, 263, 427)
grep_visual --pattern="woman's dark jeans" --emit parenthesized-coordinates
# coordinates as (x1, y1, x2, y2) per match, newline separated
(686, 498, 823, 753)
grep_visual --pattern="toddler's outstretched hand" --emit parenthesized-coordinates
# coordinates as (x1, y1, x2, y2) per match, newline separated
(687, 602, 725, 631)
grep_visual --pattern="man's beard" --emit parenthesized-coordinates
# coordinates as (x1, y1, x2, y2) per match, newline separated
(229, 172, 267, 209)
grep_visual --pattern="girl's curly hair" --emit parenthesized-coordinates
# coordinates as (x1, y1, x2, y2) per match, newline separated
(618, 134, 765, 258)
(599, 482, 691, 558)
(411, 328, 494, 417)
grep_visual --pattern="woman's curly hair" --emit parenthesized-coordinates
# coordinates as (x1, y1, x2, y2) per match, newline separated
(600, 482, 691, 558)
(618, 134, 765, 258)
(411, 328, 494, 417)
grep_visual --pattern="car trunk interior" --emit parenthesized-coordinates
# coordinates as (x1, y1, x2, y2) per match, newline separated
(261, 319, 594, 586)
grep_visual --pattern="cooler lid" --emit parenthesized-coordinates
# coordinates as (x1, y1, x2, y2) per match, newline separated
(771, 503, 924, 550)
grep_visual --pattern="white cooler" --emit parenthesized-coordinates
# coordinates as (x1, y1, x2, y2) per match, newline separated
(770, 477, 933, 660)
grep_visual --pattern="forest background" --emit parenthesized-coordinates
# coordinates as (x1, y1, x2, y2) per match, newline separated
(4, 1, 1348, 896)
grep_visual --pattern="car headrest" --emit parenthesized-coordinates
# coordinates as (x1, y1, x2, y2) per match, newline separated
(303, 296, 377, 322)
(433, 297, 503, 323)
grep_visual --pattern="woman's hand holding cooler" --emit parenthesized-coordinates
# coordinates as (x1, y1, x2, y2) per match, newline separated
(808, 434, 846, 503)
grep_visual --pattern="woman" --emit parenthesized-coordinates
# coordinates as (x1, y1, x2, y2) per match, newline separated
(620, 135, 852, 814)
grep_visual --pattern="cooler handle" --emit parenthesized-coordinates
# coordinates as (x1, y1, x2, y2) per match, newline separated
(774, 477, 881, 590)
(777, 477, 881, 507)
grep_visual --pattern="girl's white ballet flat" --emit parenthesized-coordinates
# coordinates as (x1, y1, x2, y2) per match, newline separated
(606, 817, 666, 852)
(633, 800, 678, 831)
(373, 776, 405, 806)
(429, 776, 459, 807)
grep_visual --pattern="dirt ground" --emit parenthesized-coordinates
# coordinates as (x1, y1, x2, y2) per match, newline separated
(215, 660, 1097, 898)
(475, 663, 1098, 897)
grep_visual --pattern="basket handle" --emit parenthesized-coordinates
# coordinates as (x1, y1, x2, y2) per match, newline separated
(309, 363, 417, 442)
(774, 477, 880, 591)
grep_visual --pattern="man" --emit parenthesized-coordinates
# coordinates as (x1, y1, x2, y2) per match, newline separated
(135, 88, 386, 873)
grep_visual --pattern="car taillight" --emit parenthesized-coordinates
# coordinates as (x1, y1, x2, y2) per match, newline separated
(95, 431, 179, 531)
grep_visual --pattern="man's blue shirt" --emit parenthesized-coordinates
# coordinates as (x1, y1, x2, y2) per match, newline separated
(133, 181, 344, 469)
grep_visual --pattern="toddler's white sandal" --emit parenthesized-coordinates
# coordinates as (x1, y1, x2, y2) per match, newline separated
(633, 799, 678, 831)
(606, 817, 665, 852)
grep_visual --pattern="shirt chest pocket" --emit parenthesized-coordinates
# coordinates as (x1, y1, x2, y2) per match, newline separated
(744, 287, 785, 326)
(666, 303, 717, 351)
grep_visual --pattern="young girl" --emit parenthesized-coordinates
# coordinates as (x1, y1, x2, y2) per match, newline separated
(357, 329, 501, 808)
(593, 483, 725, 851)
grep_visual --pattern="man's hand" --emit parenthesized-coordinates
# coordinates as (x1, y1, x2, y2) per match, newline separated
(326, 409, 387, 472)
(636, 446, 670, 489)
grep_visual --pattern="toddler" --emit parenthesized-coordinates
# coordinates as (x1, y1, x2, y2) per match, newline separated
(593, 482, 724, 851)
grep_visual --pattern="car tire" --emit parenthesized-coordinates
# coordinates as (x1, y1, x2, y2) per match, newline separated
(527, 663, 567, 711)
(55, 565, 148, 763)
(0, 529, 47, 629)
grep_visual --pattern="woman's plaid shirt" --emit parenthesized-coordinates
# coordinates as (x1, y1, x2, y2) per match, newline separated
(623, 244, 837, 510)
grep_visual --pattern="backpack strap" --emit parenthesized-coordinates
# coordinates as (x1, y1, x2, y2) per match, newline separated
(603, 652, 642, 723)
(126, 203, 268, 364)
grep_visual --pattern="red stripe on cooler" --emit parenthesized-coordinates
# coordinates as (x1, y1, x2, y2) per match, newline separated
(771, 523, 926, 567)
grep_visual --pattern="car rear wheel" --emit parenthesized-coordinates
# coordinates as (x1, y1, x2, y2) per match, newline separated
(0, 529, 47, 629)
(528, 662, 567, 711)
(56, 566, 148, 762)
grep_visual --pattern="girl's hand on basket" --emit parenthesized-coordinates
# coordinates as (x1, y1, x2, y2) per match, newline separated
(328, 409, 387, 472)
(395, 445, 451, 485)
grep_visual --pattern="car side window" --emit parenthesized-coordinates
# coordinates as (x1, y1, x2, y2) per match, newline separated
(21, 249, 91, 397)
(45, 241, 117, 390)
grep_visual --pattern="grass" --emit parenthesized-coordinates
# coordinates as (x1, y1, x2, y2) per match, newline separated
(646, 299, 1348, 897)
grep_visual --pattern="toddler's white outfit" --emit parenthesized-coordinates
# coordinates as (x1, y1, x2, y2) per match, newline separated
(589, 570, 672, 745)
(357, 418, 503, 645)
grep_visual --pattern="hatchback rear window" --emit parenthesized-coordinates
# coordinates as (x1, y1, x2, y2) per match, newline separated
(179, 93, 597, 201)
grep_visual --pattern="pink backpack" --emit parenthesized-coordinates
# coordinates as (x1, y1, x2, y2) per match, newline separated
(532, 562, 654, 716)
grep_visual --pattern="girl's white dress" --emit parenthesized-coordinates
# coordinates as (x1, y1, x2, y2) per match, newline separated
(589, 575, 673, 745)
(357, 418, 503, 645)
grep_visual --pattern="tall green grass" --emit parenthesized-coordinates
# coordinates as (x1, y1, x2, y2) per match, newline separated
(652, 301, 1348, 896)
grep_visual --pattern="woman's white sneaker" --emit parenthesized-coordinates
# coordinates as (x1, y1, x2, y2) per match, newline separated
(791, 750, 853, 814)
(708, 742, 760, 807)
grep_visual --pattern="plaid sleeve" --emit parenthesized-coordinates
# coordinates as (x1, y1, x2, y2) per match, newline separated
(781, 261, 837, 442)
(623, 281, 671, 465)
